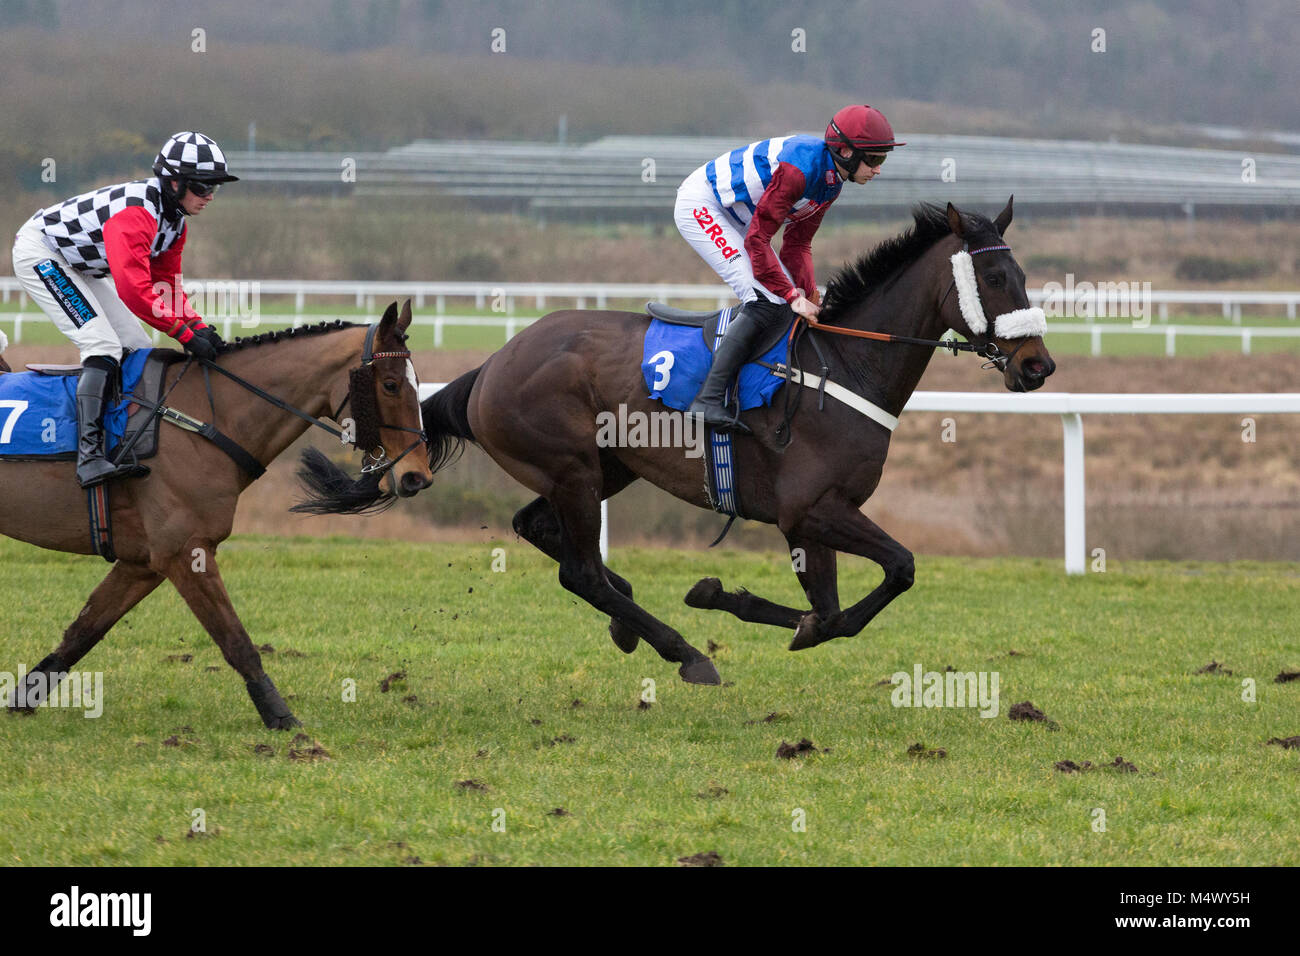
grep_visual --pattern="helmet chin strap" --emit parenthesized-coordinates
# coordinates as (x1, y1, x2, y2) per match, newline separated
(831, 148, 861, 179)
(827, 119, 871, 179)
(156, 170, 189, 218)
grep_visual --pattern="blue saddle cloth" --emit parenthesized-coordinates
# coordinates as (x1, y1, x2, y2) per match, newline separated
(641, 310, 790, 412)
(0, 348, 153, 458)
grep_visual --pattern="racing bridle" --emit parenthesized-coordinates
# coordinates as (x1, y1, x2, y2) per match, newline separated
(329, 322, 427, 480)
(796, 239, 1041, 373)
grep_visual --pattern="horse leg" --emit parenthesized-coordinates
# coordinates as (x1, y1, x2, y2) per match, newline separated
(161, 546, 300, 729)
(684, 538, 842, 633)
(548, 482, 720, 684)
(785, 500, 914, 651)
(513, 495, 643, 654)
(8, 561, 163, 712)
(514, 449, 642, 652)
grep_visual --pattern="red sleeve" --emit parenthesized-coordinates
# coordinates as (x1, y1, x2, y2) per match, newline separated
(103, 207, 205, 342)
(743, 161, 807, 303)
(779, 199, 831, 300)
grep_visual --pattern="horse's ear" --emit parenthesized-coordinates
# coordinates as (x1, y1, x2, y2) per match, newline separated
(994, 195, 1014, 235)
(946, 202, 965, 238)
(398, 299, 413, 334)
(378, 301, 398, 335)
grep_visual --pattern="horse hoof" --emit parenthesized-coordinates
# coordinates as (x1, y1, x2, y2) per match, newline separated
(678, 658, 722, 685)
(267, 714, 303, 730)
(609, 618, 640, 654)
(684, 577, 723, 609)
(788, 613, 824, 651)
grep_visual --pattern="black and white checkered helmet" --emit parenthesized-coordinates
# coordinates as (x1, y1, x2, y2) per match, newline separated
(152, 131, 239, 183)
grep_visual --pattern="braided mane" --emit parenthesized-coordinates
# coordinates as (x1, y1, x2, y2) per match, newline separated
(819, 203, 1001, 323)
(218, 320, 362, 353)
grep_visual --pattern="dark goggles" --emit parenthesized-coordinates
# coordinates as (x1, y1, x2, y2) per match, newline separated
(185, 180, 221, 198)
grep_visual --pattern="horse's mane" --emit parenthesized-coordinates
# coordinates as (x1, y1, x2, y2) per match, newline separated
(820, 202, 1001, 323)
(219, 320, 362, 353)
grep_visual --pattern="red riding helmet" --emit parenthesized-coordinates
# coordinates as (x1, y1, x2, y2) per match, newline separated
(825, 105, 904, 175)
(825, 105, 904, 151)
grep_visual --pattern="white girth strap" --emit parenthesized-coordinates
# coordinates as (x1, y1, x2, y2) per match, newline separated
(770, 365, 899, 432)
(949, 250, 1047, 339)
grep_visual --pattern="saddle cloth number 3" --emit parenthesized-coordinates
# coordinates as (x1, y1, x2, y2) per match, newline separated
(649, 350, 675, 391)
(0, 400, 28, 444)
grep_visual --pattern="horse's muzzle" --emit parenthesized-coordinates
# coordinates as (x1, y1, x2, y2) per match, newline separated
(1014, 355, 1056, 391)
(398, 470, 433, 497)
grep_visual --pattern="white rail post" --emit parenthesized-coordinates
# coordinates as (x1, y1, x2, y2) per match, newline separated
(1241, 328, 1252, 356)
(1061, 412, 1086, 575)
(13, 314, 22, 343)
(1091, 326, 1102, 357)
(600, 500, 609, 562)
(434, 317, 444, 348)
(1165, 326, 1177, 357)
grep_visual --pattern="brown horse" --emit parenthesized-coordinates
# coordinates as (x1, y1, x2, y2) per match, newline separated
(307, 200, 1055, 687)
(1, 301, 432, 728)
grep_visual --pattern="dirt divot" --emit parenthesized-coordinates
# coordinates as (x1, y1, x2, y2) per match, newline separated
(776, 738, 826, 759)
(677, 851, 723, 867)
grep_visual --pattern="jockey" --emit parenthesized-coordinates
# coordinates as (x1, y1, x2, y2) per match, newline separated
(675, 105, 904, 433)
(10, 131, 237, 486)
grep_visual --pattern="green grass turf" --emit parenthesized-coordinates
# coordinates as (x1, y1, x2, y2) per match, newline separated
(1, 535, 1296, 866)
(3, 304, 1300, 356)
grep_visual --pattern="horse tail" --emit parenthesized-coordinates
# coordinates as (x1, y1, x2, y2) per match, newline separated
(421, 365, 479, 475)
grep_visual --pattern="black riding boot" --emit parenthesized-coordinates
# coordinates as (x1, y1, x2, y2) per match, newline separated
(75, 359, 146, 488)
(688, 299, 786, 435)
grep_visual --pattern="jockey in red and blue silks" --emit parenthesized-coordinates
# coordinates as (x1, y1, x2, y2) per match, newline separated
(675, 104, 905, 434)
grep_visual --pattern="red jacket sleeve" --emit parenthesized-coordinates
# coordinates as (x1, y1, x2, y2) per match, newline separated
(779, 199, 831, 300)
(743, 161, 807, 303)
(102, 207, 205, 342)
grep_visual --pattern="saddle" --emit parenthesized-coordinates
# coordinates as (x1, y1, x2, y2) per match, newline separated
(0, 349, 184, 464)
(644, 302, 793, 363)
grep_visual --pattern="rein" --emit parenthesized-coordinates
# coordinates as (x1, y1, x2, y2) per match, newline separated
(768, 239, 1033, 444)
(797, 240, 1031, 371)
(195, 322, 425, 480)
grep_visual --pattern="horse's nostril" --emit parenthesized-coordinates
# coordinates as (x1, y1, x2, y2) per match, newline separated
(400, 472, 429, 495)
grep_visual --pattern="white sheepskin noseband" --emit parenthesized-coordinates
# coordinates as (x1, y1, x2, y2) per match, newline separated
(949, 250, 1046, 339)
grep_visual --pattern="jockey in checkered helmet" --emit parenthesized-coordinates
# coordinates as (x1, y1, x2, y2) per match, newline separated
(153, 131, 240, 213)
(10, 130, 237, 486)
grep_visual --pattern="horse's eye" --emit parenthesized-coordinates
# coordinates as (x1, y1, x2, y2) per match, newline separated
(383, 380, 400, 395)
(984, 272, 1004, 288)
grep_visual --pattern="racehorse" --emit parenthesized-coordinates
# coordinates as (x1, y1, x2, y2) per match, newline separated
(1, 301, 432, 728)
(305, 200, 1055, 687)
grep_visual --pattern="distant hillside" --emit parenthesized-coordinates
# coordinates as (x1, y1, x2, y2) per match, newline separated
(2, 12, 1294, 197)
(24, 0, 1300, 130)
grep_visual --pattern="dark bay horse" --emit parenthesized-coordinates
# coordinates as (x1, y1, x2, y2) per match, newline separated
(1, 302, 432, 728)
(313, 201, 1054, 686)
